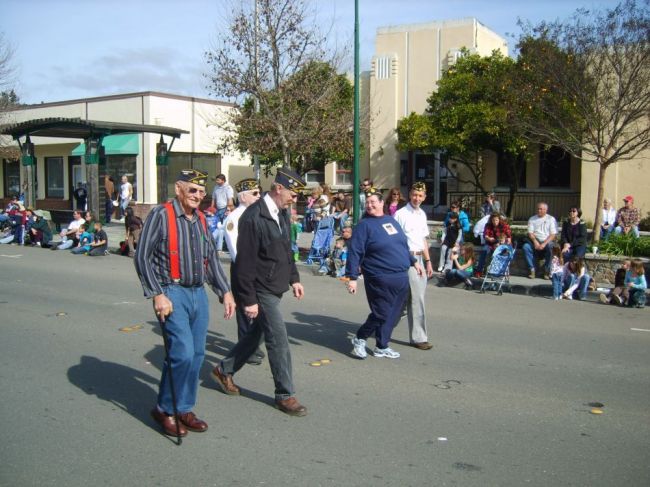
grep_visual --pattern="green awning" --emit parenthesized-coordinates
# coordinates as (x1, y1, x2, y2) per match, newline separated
(71, 133, 140, 156)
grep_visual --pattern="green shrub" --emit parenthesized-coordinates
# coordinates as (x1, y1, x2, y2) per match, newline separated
(597, 233, 650, 257)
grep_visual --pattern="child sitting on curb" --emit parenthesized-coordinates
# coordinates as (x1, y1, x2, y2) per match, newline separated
(599, 259, 630, 305)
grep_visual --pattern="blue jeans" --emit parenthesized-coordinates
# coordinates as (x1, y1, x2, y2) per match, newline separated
(563, 273, 590, 300)
(357, 272, 410, 349)
(445, 268, 472, 283)
(221, 291, 295, 400)
(551, 273, 563, 298)
(71, 246, 90, 254)
(157, 285, 209, 414)
(523, 240, 554, 274)
(614, 225, 640, 238)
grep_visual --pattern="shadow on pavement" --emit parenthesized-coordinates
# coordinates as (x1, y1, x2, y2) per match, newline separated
(287, 312, 360, 356)
(67, 355, 159, 433)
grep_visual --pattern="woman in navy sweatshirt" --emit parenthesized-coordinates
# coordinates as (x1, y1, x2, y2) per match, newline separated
(345, 188, 423, 359)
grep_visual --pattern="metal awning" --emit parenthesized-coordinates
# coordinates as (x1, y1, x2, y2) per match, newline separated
(71, 133, 140, 156)
(0, 117, 189, 139)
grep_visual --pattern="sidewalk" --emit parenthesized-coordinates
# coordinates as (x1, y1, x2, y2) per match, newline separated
(101, 222, 636, 305)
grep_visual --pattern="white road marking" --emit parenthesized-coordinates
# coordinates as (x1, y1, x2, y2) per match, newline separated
(0, 254, 22, 258)
(630, 328, 650, 332)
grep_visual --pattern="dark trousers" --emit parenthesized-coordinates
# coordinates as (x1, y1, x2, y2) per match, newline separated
(104, 198, 114, 223)
(221, 292, 294, 400)
(357, 272, 410, 349)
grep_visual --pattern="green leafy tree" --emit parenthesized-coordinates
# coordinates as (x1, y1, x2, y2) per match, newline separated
(397, 50, 530, 217)
(516, 0, 650, 242)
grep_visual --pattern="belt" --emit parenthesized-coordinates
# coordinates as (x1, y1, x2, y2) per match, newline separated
(410, 251, 424, 256)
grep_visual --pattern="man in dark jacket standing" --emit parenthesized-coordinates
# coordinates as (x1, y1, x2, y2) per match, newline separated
(211, 167, 308, 416)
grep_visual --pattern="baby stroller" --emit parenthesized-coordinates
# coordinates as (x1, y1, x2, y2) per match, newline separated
(305, 216, 334, 274)
(479, 243, 516, 295)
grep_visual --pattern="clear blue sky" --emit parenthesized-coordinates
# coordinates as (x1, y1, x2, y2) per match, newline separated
(2, 0, 620, 104)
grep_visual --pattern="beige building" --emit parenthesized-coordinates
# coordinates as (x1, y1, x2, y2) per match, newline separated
(366, 18, 507, 204)
(0, 91, 255, 209)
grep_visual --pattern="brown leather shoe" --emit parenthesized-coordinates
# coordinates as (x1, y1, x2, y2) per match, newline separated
(178, 411, 208, 432)
(211, 366, 240, 395)
(412, 342, 433, 350)
(275, 397, 307, 417)
(151, 408, 188, 437)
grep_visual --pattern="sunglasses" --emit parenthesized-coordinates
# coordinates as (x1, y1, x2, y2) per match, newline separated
(186, 187, 206, 196)
(250, 191, 260, 196)
(291, 193, 298, 199)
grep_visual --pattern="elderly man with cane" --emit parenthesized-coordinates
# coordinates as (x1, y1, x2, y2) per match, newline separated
(135, 169, 235, 440)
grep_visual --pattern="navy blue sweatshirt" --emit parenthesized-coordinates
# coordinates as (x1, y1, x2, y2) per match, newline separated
(345, 214, 415, 279)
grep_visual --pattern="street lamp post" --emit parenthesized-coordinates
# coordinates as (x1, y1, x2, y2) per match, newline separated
(352, 0, 361, 224)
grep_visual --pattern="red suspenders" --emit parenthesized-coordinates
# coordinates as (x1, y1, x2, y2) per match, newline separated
(164, 202, 208, 283)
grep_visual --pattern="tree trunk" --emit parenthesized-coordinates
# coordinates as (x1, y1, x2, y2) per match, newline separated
(591, 162, 609, 244)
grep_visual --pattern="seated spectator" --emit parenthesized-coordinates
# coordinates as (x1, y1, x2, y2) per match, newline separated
(560, 207, 588, 261)
(623, 259, 647, 308)
(0, 195, 19, 227)
(561, 257, 590, 300)
(599, 259, 630, 305)
(479, 192, 501, 217)
(331, 190, 351, 232)
(472, 213, 490, 276)
(522, 202, 557, 279)
(600, 198, 617, 238)
(442, 243, 475, 289)
(87, 222, 108, 256)
(444, 200, 471, 235)
(478, 212, 512, 275)
(52, 210, 85, 250)
(71, 224, 93, 255)
(29, 210, 53, 248)
(84, 211, 97, 234)
(615, 195, 640, 237)
(437, 212, 461, 272)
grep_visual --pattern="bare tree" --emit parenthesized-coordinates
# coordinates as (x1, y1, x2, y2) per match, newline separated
(205, 0, 350, 172)
(516, 0, 650, 241)
(0, 32, 19, 158)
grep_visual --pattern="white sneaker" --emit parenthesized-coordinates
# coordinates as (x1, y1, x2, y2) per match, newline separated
(598, 293, 609, 304)
(351, 337, 367, 359)
(373, 347, 400, 359)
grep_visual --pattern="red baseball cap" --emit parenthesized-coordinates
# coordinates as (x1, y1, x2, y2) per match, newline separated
(623, 195, 634, 202)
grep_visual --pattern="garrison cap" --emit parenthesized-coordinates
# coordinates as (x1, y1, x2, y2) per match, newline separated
(177, 169, 208, 186)
(235, 178, 261, 193)
(275, 167, 306, 192)
(411, 181, 427, 192)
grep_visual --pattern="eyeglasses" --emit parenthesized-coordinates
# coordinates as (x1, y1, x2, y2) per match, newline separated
(186, 187, 206, 196)
(569, 209, 578, 213)
(250, 191, 260, 196)
(291, 193, 298, 199)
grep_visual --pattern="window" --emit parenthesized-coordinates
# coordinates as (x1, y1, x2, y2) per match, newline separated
(335, 169, 351, 186)
(374, 56, 392, 79)
(304, 171, 324, 185)
(496, 153, 526, 188)
(3, 159, 20, 196)
(45, 157, 64, 198)
(539, 146, 570, 187)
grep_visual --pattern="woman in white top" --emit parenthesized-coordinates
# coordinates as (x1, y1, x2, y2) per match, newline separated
(600, 198, 617, 238)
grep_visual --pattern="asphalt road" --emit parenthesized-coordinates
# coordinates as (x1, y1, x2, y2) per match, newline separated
(0, 245, 648, 487)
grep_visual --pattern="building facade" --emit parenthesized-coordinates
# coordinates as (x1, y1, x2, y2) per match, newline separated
(0, 91, 254, 209)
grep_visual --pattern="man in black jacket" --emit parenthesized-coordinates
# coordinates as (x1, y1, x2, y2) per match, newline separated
(211, 167, 308, 416)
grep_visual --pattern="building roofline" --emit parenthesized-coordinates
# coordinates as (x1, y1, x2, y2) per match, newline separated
(377, 17, 499, 37)
(15, 91, 234, 110)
